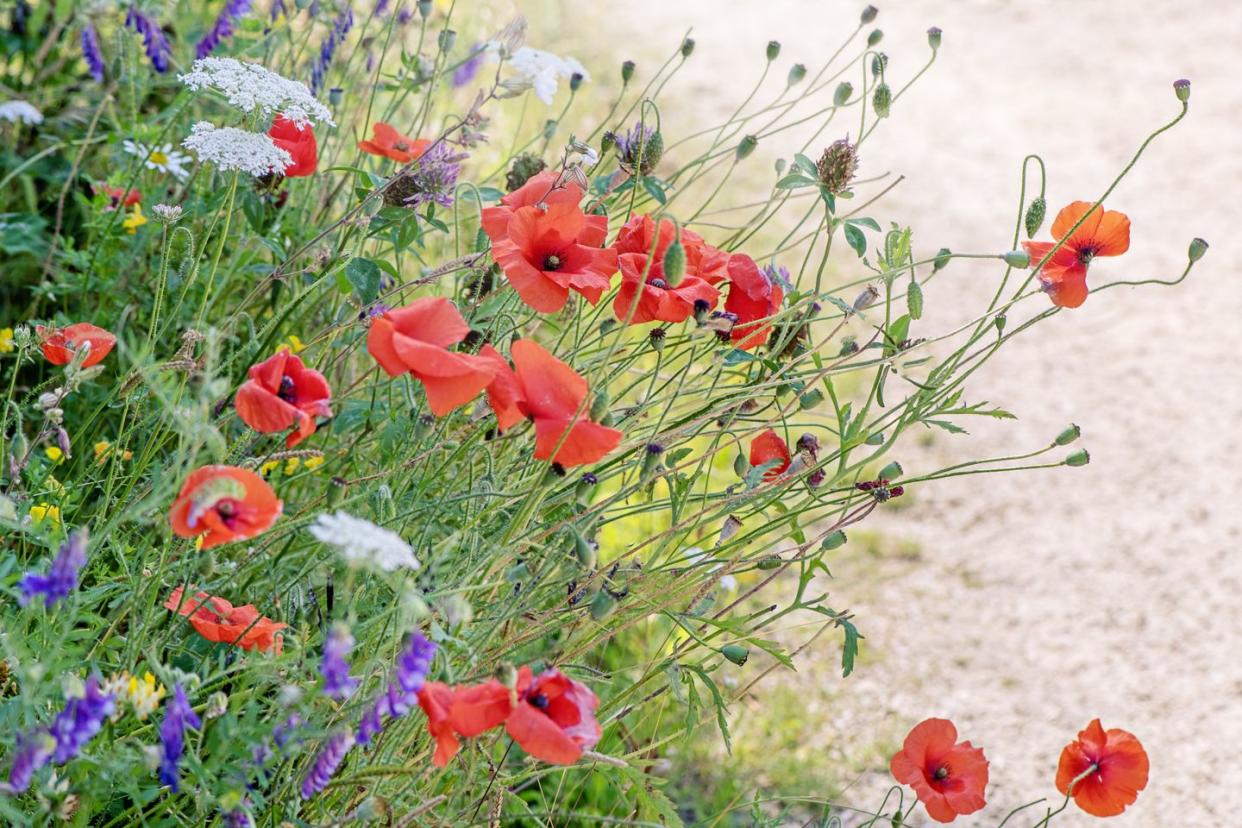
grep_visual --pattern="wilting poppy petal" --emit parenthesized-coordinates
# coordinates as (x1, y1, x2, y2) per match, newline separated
(269, 115, 318, 177)
(168, 465, 283, 549)
(724, 254, 783, 350)
(38, 323, 116, 368)
(448, 680, 513, 737)
(890, 718, 989, 824)
(749, 429, 791, 480)
(1056, 719, 1149, 818)
(418, 682, 461, 768)
(358, 122, 429, 163)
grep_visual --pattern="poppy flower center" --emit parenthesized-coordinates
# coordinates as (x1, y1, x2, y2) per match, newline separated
(529, 692, 550, 711)
(277, 375, 297, 403)
(1077, 244, 1100, 265)
(649, 278, 668, 289)
(394, 141, 409, 151)
(543, 255, 562, 271)
(934, 765, 950, 780)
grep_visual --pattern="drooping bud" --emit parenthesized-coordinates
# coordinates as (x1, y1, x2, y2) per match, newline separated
(1065, 449, 1090, 467)
(736, 134, 758, 160)
(860, 5, 878, 23)
(573, 531, 598, 570)
(926, 26, 942, 50)
(680, 37, 696, 58)
(766, 40, 781, 61)
(867, 29, 884, 47)
(870, 52, 887, 77)
(1173, 78, 1190, 103)
(821, 530, 848, 550)
(1024, 197, 1046, 238)
(906, 280, 924, 320)
(1001, 250, 1030, 269)
(663, 231, 687, 286)
(816, 137, 859, 196)
(720, 644, 750, 666)
(1188, 237, 1209, 262)
(834, 81, 853, 106)
(621, 60, 635, 84)
(872, 83, 891, 117)
(933, 247, 951, 271)
(1054, 424, 1081, 446)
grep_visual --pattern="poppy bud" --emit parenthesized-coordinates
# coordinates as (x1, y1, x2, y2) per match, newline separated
(663, 235, 687, 286)
(569, 71, 585, 92)
(720, 644, 749, 666)
(495, 663, 518, 689)
(932, 247, 952, 272)
(927, 26, 942, 49)
(198, 550, 217, 578)
(1054, 424, 1081, 446)
(1065, 449, 1090, 467)
(757, 555, 782, 570)
(1188, 237, 1209, 262)
(1001, 250, 1030, 268)
(621, 60, 635, 84)
(1024, 197, 1046, 238)
(878, 460, 903, 480)
(864, 431, 885, 445)
(821, 529, 848, 550)
(861, 5, 878, 23)
(787, 63, 806, 86)
(328, 87, 343, 107)
(326, 475, 346, 507)
(872, 83, 891, 117)
(373, 484, 396, 522)
(1173, 78, 1190, 102)
(834, 81, 853, 106)
(648, 328, 666, 352)
(766, 40, 781, 61)
(417, 0, 432, 17)
(906, 280, 924, 319)
(870, 52, 887, 77)
(542, 119, 557, 140)
(573, 531, 598, 570)
(589, 590, 616, 620)
(575, 472, 598, 505)
(799, 389, 824, 410)
(737, 134, 758, 161)
(589, 392, 609, 422)
(681, 37, 696, 58)
(438, 29, 456, 52)
(440, 594, 473, 627)
(867, 29, 884, 47)
(641, 443, 664, 477)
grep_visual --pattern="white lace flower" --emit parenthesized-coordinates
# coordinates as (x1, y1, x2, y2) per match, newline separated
(0, 100, 43, 125)
(179, 57, 334, 127)
(181, 122, 292, 177)
(122, 140, 192, 181)
(309, 511, 420, 572)
(487, 44, 588, 105)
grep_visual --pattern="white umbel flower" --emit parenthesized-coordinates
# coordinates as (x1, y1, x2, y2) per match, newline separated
(182, 122, 292, 177)
(488, 44, 588, 105)
(179, 57, 334, 127)
(123, 140, 193, 181)
(309, 511, 420, 572)
(0, 100, 43, 125)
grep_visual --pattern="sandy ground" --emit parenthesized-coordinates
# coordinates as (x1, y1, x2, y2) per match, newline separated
(553, 0, 1242, 824)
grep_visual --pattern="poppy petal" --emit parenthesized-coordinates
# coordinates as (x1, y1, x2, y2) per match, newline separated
(1051, 200, 1103, 243)
(505, 702, 583, 765)
(448, 680, 512, 737)
(533, 417, 623, 467)
(511, 340, 589, 420)
(1093, 210, 1131, 257)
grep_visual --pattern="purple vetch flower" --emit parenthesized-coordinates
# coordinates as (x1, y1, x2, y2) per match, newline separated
(300, 730, 354, 800)
(310, 6, 354, 94)
(223, 805, 255, 828)
(0, 728, 56, 795)
(19, 529, 88, 608)
(320, 623, 358, 700)
(452, 43, 485, 88)
(125, 6, 173, 73)
(763, 263, 793, 291)
(272, 712, 304, 751)
(397, 6, 413, 25)
(357, 631, 435, 745)
(158, 684, 202, 792)
(49, 675, 115, 764)
(81, 24, 105, 82)
(402, 141, 467, 209)
(374, 0, 390, 14)
(269, 0, 286, 22)
(197, 0, 254, 58)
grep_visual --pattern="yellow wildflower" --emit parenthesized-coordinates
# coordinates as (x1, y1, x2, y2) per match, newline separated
(260, 460, 280, 476)
(284, 457, 302, 475)
(303, 455, 325, 471)
(127, 672, 167, 720)
(94, 441, 132, 463)
(275, 334, 306, 355)
(29, 503, 61, 529)
(45, 446, 64, 464)
(0, 328, 14, 354)
(122, 204, 147, 234)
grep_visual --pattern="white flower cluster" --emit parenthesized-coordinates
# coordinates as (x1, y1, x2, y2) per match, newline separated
(308, 511, 421, 572)
(181, 122, 291, 178)
(0, 100, 43, 125)
(179, 57, 334, 127)
(488, 45, 589, 105)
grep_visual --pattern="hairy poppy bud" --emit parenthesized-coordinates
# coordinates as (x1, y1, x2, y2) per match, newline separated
(1055, 424, 1081, 446)
(326, 475, 346, 507)
(621, 60, 635, 84)
(737, 134, 758, 160)
(861, 5, 878, 23)
(872, 83, 892, 117)
(878, 460, 903, 480)
(766, 40, 781, 61)
(799, 389, 824, 410)
(757, 555, 782, 570)
(933, 247, 951, 271)
(871, 52, 887, 77)
(575, 472, 598, 505)
(821, 529, 848, 550)
(681, 37, 696, 58)
(1065, 449, 1090, 467)
(816, 138, 859, 196)
(663, 235, 687, 286)
(720, 644, 750, 666)
(648, 328, 666, 352)
(1188, 237, 1209, 262)
(589, 590, 616, 620)
(906, 280, 924, 319)
(867, 29, 884, 47)
(589, 391, 609, 421)
(834, 81, 853, 106)
(1173, 78, 1190, 102)
(1024, 197, 1046, 238)
(573, 531, 598, 569)
(1001, 250, 1030, 268)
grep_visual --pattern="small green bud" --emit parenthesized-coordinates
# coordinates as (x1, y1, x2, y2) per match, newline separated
(872, 83, 891, 117)
(1188, 237, 1209, 262)
(506, 562, 530, 583)
(589, 590, 616, 620)
(733, 452, 749, 477)
(720, 644, 750, 666)
(681, 37, 696, 58)
(438, 29, 457, 53)
(325, 475, 346, 507)
(1173, 78, 1190, 103)
(1024, 197, 1046, 238)
(861, 5, 878, 24)
(621, 60, 635, 84)
(994, 314, 1007, 334)
(574, 532, 598, 570)
(933, 247, 951, 271)
(575, 473, 598, 506)
(799, 389, 824, 410)
(589, 391, 609, 421)
(663, 237, 687, 286)
(1055, 424, 1081, 446)
(1065, 449, 1091, 467)
(878, 460, 903, 480)
(598, 318, 618, 336)
(864, 431, 885, 446)
(736, 134, 758, 160)
(1001, 250, 1031, 268)
(907, 280, 924, 320)
(198, 550, 217, 579)
(417, 0, 432, 18)
(766, 40, 781, 61)
(787, 63, 807, 86)
(834, 81, 853, 106)
(867, 29, 884, 47)
(756, 555, 783, 571)
(870, 52, 887, 77)
(821, 530, 848, 550)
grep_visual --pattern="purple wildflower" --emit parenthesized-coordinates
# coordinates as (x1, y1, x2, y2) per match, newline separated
(49, 675, 115, 764)
(357, 631, 435, 745)
(272, 712, 304, 751)
(320, 623, 358, 700)
(19, 529, 88, 608)
(452, 43, 485, 88)
(223, 804, 255, 828)
(81, 24, 105, 82)
(197, 0, 254, 58)
(397, 6, 413, 25)
(374, 0, 390, 15)
(158, 684, 201, 792)
(300, 730, 354, 800)
(125, 7, 173, 73)
(763, 263, 793, 291)
(605, 121, 662, 175)
(403, 141, 467, 209)
(269, 0, 286, 22)
(0, 728, 56, 795)
(310, 6, 354, 94)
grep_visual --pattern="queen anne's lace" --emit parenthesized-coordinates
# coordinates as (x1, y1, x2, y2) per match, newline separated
(308, 511, 420, 571)
(182, 122, 292, 177)
(179, 57, 334, 127)
(488, 45, 588, 105)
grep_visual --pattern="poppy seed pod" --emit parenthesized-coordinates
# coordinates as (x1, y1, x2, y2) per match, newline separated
(787, 63, 806, 86)
(437, 29, 456, 52)
(569, 72, 584, 92)
(681, 37, 695, 58)
(877, 460, 903, 481)
(621, 60, 635, 84)
(720, 644, 749, 666)
(575, 472, 598, 505)
(766, 40, 781, 61)
(648, 328, 666, 352)
(417, 0, 432, 17)
(328, 87, 343, 107)
(641, 443, 665, 477)
(1001, 250, 1030, 268)
(861, 5, 878, 23)
(834, 81, 853, 106)
(1024, 197, 1047, 238)
(872, 83, 892, 117)
(821, 530, 848, 550)
(927, 26, 942, 50)
(736, 134, 758, 160)
(1055, 424, 1082, 446)
(1188, 237, 1209, 262)
(1065, 449, 1090, 467)
(1173, 78, 1190, 102)
(799, 389, 824, 409)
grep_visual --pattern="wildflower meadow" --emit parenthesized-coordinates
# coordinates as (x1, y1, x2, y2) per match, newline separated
(0, 1, 1208, 825)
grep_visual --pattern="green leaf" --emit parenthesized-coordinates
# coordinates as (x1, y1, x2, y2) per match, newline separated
(641, 177, 667, 204)
(0, 212, 47, 257)
(847, 216, 881, 232)
(843, 222, 867, 257)
(723, 349, 757, 365)
(775, 173, 814, 190)
(459, 186, 505, 203)
(344, 257, 383, 304)
(683, 664, 731, 753)
(925, 419, 969, 435)
(793, 153, 818, 176)
(838, 615, 863, 677)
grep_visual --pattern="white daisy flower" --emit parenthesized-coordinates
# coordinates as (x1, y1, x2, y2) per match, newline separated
(179, 57, 335, 127)
(0, 100, 44, 125)
(181, 122, 292, 178)
(123, 140, 192, 181)
(308, 511, 420, 572)
(487, 44, 588, 105)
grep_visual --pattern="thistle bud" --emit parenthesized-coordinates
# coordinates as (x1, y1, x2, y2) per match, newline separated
(589, 391, 609, 421)
(872, 83, 891, 117)
(1054, 424, 1081, 446)
(766, 40, 781, 61)
(878, 460, 903, 480)
(933, 247, 951, 271)
(736, 134, 758, 161)
(821, 530, 848, 550)
(787, 63, 807, 86)
(1188, 237, 1209, 262)
(870, 52, 887, 77)
(437, 29, 457, 52)
(926, 26, 942, 50)
(1001, 250, 1030, 268)
(621, 60, 635, 84)
(589, 590, 616, 620)
(1173, 78, 1190, 102)
(575, 472, 598, 505)
(834, 81, 853, 106)
(663, 235, 687, 286)
(680, 37, 696, 58)
(867, 29, 884, 47)
(1024, 197, 1046, 238)
(817, 138, 859, 196)
(1065, 449, 1091, 467)
(861, 5, 878, 23)
(720, 644, 750, 666)
(641, 443, 665, 477)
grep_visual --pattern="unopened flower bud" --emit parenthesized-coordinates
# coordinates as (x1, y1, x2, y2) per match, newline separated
(872, 82, 891, 117)
(663, 236, 687, 286)
(575, 472, 598, 505)
(867, 29, 884, 47)
(787, 63, 806, 86)
(861, 5, 878, 23)
(569, 72, 584, 92)
(1001, 250, 1030, 268)
(328, 87, 343, 107)
(720, 644, 750, 666)
(736, 134, 758, 161)
(821, 530, 848, 550)
(1173, 78, 1190, 102)
(589, 590, 616, 620)
(852, 284, 880, 312)
(437, 29, 456, 52)
(878, 460, 903, 480)
(205, 691, 229, 720)
(766, 40, 781, 61)
(56, 427, 71, 459)
(933, 247, 951, 271)
(733, 452, 749, 477)
(574, 531, 598, 569)
(621, 60, 635, 84)
(927, 26, 942, 50)
(680, 37, 695, 58)
(589, 392, 609, 422)
(1188, 237, 1208, 262)
(719, 514, 744, 544)
(641, 443, 664, 477)
(1065, 449, 1090, 467)
(799, 389, 824, 410)
(1024, 197, 1046, 238)
(870, 52, 887, 77)
(834, 81, 853, 106)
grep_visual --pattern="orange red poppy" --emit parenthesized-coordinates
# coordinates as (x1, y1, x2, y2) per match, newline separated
(358, 122, 429, 163)
(164, 586, 288, 654)
(234, 349, 332, 447)
(38, 323, 116, 368)
(1056, 719, 1148, 817)
(268, 115, 318, 178)
(1022, 201, 1130, 308)
(612, 214, 722, 324)
(748, 429, 791, 481)
(168, 465, 283, 550)
(723, 253, 783, 350)
(890, 718, 989, 823)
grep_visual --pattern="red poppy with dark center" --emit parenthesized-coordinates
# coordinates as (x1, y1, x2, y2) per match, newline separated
(613, 214, 729, 286)
(490, 202, 618, 313)
(749, 429, 791, 481)
(481, 171, 608, 248)
(723, 253, 784, 350)
(417, 682, 461, 768)
(168, 465, 283, 549)
(890, 718, 989, 824)
(1021, 201, 1130, 309)
(358, 122, 430, 163)
(1055, 719, 1149, 817)
(164, 586, 288, 654)
(479, 340, 622, 466)
(95, 183, 141, 211)
(268, 115, 318, 177)
(366, 297, 497, 416)
(38, 323, 116, 368)
(235, 349, 332, 447)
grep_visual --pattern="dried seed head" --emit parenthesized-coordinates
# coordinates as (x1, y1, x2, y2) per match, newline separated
(816, 138, 859, 196)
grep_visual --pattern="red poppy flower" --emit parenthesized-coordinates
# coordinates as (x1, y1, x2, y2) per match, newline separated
(38, 323, 116, 368)
(613, 251, 718, 324)
(358, 122, 430, 163)
(447, 678, 514, 738)
(613, 214, 729, 286)
(1056, 719, 1149, 817)
(478, 340, 622, 467)
(890, 718, 989, 824)
(723, 254, 784, 350)
(164, 585, 288, 654)
(94, 183, 141, 210)
(235, 349, 332, 447)
(490, 202, 619, 313)
(749, 429, 791, 481)
(418, 682, 461, 768)
(268, 115, 318, 177)
(1021, 201, 1130, 309)
(366, 297, 497, 416)
(481, 171, 608, 249)
(168, 465, 283, 550)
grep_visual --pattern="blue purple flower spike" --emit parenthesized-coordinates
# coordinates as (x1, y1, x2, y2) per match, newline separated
(357, 631, 436, 745)
(19, 529, 88, 608)
(311, 6, 354, 94)
(2, 675, 117, 795)
(300, 730, 354, 800)
(125, 6, 173, 73)
(159, 684, 202, 792)
(320, 623, 358, 700)
(197, 0, 254, 59)
(81, 24, 105, 82)
(404, 142, 467, 209)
